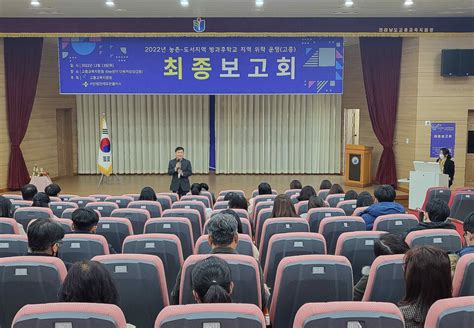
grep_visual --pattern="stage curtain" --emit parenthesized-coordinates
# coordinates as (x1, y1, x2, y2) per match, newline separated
(215, 94, 342, 174)
(77, 95, 209, 174)
(359, 37, 402, 186)
(4, 38, 43, 190)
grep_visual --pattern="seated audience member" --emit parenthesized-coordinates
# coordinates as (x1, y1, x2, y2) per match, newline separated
(0, 196, 13, 218)
(356, 191, 374, 208)
(228, 193, 248, 211)
(71, 208, 116, 254)
(399, 246, 452, 328)
(222, 209, 259, 260)
(248, 182, 273, 218)
(328, 184, 345, 195)
(200, 182, 216, 204)
(290, 179, 302, 190)
(359, 185, 405, 230)
(191, 256, 234, 303)
(45, 183, 61, 197)
(301, 195, 326, 219)
(449, 212, 474, 275)
(297, 185, 317, 202)
(139, 186, 157, 201)
(344, 190, 358, 201)
(21, 183, 38, 201)
(32, 192, 51, 208)
(408, 199, 455, 233)
(191, 183, 203, 196)
(270, 194, 299, 218)
(353, 234, 409, 301)
(319, 179, 332, 190)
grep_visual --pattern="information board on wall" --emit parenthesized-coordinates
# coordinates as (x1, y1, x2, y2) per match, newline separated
(430, 122, 456, 158)
(58, 37, 344, 94)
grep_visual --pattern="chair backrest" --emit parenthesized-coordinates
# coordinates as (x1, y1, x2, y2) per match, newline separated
(155, 304, 265, 328)
(373, 214, 419, 236)
(253, 195, 277, 216)
(180, 195, 211, 208)
(425, 296, 474, 328)
(59, 194, 79, 201)
(254, 200, 274, 224)
(213, 200, 229, 210)
(89, 194, 113, 201)
(421, 187, 451, 211)
(362, 254, 405, 303)
(14, 207, 54, 231)
(105, 196, 134, 209)
(449, 191, 474, 222)
(179, 254, 262, 308)
(111, 208, 151, 234)
(353, 206, 369, 216)
(252, 189, 278, 198)
(336, 199, 358, 215)
(194, 234, 254, 257)
(1, 194, 23, 201)
(51, 218, 73, 233)
(306, 207, 346, 233)
(405, 229, 462, 253)
(318, 189, 330, 200)
(295, 200, 309, 215)
(200, 190, 214, 208)
(128, 200, 163, 218)
(123, 193, 140, 201)
(48, 196, 61, 203)
(284, 189, 301, 198)
(144, 217, 194, 259)
(69, 196, 96, 208)
(290, 194, 299, 204)
(452, 253, 474, 297)
(0, 256, 67, 327)
(0, 217, 20, 234)
(326, 194, 346, 207)
(255, 207, 274, 246)
(270, 255, 353, 328)
(152, 195, 172, 210)
(61, 207, 77, 219)
(12, 303, 127, 328)
(11, 200, 32, 213)
(335, 231, 387, 282)
(0, 234, 28, 257)
(218, 190, 246, 198)
(263, 232, 327, 290)
(85, 201, 119, 217)
(172, 201, 206, 227)
(294, 301, 405, 328)
(162, 209, 202, 243)
(259, 218, 310, 265)
(59, 233, 110, 263)
(96, 217, 134, 253)
(204, 216, 252, 238)
(157, 192, 178, 204)
(122, 233, 183, 296)
(93, 254, 169, 327)
(49, 201, 78, 217)
(318, 216, 366, 255)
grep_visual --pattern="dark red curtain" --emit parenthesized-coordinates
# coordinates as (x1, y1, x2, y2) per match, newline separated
(4, 38, 43, 190)
(359, 37, 402, 187)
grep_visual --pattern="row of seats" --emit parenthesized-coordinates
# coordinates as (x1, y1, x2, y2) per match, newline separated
(1, 253, 473, 327)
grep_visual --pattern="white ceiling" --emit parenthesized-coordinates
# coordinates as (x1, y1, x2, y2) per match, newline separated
(0, 0, 473, 18)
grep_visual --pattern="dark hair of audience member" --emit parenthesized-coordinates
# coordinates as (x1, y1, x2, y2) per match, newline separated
(298, 185, 317, 202)
(319, 179, 332, 190)
(401, 246, 452, 322)
(27, 218, 65, 254)
(44, 183, 61, 197)
(200, 183, 210, 191)
(191, 183, 203, 195)
(59, 260, 119, 305)
(426, 198, 450, 223)
(32, 192, 51, 208)
(271, 194, 298, 218)
(328, 184, 345, 195)
(464, 212, 474, 234)
(374, 233, 409, 257)
(139, 186, 157, 201)
(356, 191, 374, 208)
(21, 184, 38, 201)
(228, 194, 248, 210)
(258, 182, 272, 196)
(207, 213, 238, 247)
(308, 195, 325, 210)
(191, 256, 233, 303)
(71, 208, 100, 232)
(223, 192, 235, 202)
(221, 209, 243, 234)
(290, 180, 302, 190)
(0, 196, 13, 218)
(344, 190, 358, 201)
(374, 185, 397, 202)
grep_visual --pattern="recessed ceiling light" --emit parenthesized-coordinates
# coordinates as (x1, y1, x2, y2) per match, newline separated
(105, 0, 115, 7)
(344, 0, 354, 7)
(404, 0, 414, 7)
(180, 0, 189, 7)
(256, 0, 264, 7)
(31, 0, 41, 6)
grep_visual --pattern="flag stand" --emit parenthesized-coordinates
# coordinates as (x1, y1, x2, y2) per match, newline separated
(97, 172, 121, 188)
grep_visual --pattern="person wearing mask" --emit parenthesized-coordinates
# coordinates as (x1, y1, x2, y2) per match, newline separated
(21, 183, 38, 201)
(139, 186, 157, 201)
(290, 180, 302, 190)
(356, 191, 374, 208)
(270, 194, 299, 218)
(297, 185, 317, 202)
(344, 190, 358, 201)
(168, 146, 193, 197)
(437, 148, 455, 187)
(353, 234, 409, 301)
(408, 199, 455, 233)
(319, 180, 332, 190)
(359, 185, 405, 230)
(399, 246, 452, 328)
(328, 184, 345, 195)
(449, 212, 474, 275)
(191, 256, 234, 303)
(32, 192, 51, 208)
(44, 183, 61, 197)
(228, 194, 248, 211)
(71, 208, 116, 254)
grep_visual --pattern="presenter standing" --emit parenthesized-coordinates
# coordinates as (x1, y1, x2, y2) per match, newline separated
(168, 146, 193, 197)
(437, 147, 455, 188)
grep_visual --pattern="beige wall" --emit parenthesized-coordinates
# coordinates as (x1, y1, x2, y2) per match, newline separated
(0, 38, 77, 190)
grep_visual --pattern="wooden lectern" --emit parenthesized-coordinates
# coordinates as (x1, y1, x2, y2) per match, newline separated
(344, 145, 373, 188)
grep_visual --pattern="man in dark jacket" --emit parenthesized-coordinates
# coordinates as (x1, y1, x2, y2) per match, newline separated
(408, 198, 456, 233)
(71, 208, 116, 254)
(360, 185, 405, 230)
(168, 146, 193, 197)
